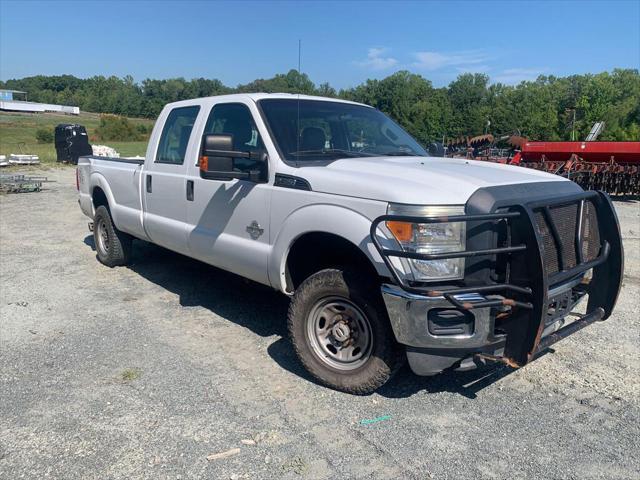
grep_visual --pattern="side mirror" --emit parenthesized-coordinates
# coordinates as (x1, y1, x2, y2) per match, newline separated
(201, 134, 234, 177)
(199, 134, 267, 182)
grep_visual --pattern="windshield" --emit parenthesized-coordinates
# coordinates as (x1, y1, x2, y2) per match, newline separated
(258, 99, 427, 163)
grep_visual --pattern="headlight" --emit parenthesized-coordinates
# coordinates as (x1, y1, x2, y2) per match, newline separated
(386, 204, 466, 281)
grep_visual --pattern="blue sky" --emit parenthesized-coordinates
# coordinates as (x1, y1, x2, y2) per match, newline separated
(1, 0, 638, 88)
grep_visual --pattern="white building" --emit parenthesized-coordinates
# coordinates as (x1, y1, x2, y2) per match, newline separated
(0, 89, 80, 115)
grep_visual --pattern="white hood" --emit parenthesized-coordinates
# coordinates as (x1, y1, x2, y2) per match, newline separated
(299, 156, 567, 205)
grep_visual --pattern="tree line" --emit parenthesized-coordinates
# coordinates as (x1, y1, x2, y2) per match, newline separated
(2, 68, 639, 143)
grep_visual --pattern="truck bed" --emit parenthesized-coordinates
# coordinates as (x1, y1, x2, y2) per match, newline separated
(77, 155, 148, 240)
(82, 155, 145, 165)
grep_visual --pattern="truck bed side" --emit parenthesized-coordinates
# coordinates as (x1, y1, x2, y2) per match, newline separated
(77, 155, 148, 241)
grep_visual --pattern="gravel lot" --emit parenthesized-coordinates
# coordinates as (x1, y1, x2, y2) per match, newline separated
(1, 167, 638, 479)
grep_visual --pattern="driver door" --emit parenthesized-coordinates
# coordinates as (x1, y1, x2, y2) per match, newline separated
(185, 101, 272, 285)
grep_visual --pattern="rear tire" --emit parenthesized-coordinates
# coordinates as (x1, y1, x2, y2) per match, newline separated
(93, 205, 132, 267)
(288, 268, 403, 394)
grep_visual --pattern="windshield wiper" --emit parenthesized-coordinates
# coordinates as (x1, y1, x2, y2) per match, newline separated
(289, 149, 373, 158)
(383, 151, 423, 157)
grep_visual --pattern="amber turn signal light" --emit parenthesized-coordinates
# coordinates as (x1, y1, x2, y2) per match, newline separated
(199, 156, 208, 171)
(386, 221, 413, 242)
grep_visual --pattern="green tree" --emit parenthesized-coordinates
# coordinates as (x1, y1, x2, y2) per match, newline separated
(95, 115, 141, 141)
(447, 73, 491, 136)
(35, 128, 54, 143)
(2, 69, 638, 141)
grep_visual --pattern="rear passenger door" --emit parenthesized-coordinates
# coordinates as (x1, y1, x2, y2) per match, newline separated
(143, 105, 200, 255)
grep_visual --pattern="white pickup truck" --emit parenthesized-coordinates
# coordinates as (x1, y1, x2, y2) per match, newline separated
(78, 94, 623, 394)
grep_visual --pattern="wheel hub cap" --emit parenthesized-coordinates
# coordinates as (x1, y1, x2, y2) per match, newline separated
(306, 297, 373, 371)
(96, 219, 109, 255)
(331, 321, 351, 342)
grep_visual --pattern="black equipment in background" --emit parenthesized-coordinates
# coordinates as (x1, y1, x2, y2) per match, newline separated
(427, 142, 445, 157)
(55, 124, 93, 164)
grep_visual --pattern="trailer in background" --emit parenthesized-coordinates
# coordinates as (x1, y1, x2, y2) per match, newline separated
(519, 141, 640, 196)
(446, 135, 640, 196)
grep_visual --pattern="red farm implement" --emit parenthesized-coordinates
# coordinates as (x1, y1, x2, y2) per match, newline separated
(518, 141, 640, 196)
(447, 136, 640, 196)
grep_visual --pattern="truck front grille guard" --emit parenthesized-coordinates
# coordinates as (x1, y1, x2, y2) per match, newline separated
(370, 190, 624, 366)
(370, 210, 533, 306)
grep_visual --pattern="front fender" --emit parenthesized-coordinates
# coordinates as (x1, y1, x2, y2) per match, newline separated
(268, 203, 390, 293)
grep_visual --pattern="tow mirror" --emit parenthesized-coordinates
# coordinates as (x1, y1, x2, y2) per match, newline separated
(199, 134, 267, 182)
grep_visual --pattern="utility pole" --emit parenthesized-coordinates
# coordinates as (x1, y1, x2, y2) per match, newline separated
(566, 108, 576, 141)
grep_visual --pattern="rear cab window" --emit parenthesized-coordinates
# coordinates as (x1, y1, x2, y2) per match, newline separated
(156, 105, 201, 164)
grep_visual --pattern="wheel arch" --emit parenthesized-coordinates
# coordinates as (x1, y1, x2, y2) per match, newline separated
(269, 204, 389, 294)
(285, 231, 380, 292)
(89, 173, 118, 222)
(92, 186, 109, 211)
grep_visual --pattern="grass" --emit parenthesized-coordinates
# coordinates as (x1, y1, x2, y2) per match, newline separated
(119, 368, 142, 382)
(0, 111, 154, 164)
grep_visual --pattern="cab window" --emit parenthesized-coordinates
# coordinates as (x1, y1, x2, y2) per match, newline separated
(156, 105, 200, 164)
(203, 103, 264, 170)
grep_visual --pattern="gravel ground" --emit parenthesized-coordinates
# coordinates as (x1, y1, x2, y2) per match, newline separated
(1, 167, 638, 480)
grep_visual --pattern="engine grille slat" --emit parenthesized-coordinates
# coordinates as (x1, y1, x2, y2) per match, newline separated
(535, 211, 559, 275)
(550, 203, 579, 269)
(534, 199, 600, 277)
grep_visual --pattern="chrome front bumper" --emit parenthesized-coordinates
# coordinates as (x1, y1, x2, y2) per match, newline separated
(382, 276, 590, 350)
(381, 280, 590, 376)
(381, 284, 505, 350)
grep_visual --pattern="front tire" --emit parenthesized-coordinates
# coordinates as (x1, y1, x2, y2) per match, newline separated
(93, 205, 132, 267)
(288, 269, 403, 394)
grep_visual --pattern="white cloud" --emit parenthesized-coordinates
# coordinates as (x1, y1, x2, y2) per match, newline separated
(412, 50, 489, 71)
(356, 47, 398, 70)
(492, 67, 548, 84)
(354, 48, 550, 85)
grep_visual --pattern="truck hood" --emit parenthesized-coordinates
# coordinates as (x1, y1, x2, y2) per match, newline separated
(299, 156, 567, 205)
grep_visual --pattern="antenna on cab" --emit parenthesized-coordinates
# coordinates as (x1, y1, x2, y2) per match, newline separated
(296, 39, 301, 163)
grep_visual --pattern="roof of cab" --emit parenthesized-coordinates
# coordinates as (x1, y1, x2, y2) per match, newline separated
(164, 93, 371, 109)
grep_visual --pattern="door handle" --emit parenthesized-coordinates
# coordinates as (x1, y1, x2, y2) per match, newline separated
(146, 175, 152, 193)
(186, 180, 194, 201)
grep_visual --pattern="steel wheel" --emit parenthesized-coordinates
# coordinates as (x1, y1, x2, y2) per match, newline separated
(96, 218, 110, 257)
(306, 296, 373, 371)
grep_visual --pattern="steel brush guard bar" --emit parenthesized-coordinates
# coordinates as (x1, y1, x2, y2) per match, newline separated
(370, 211, 533, 309)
